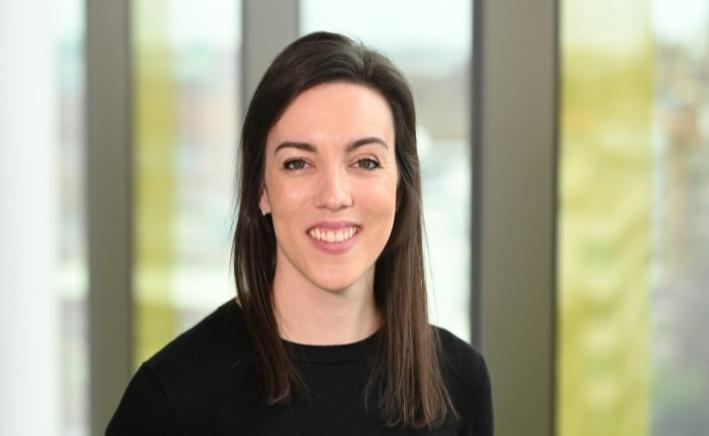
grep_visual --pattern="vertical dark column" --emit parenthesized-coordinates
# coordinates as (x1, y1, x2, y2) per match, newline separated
(86, 0, 133, 433)
(242, 0, 299, 111)
(474, 0, 558, 434)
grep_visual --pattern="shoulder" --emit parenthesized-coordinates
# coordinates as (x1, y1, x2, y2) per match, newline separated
(434, 326, 489, 391)
(108, 300, 257, 433)
(106, 363, 186, 435)
(434, 326, 494, 434)
(145, 299, 250, 374)
(143, 299, 254, 399)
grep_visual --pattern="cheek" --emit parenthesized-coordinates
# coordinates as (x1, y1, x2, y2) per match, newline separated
(267, 178, 314, 246)
(268, 177, 310, 215)
(357, 176, 398, 224)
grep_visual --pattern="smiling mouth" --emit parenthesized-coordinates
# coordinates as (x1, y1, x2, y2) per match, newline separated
(307, 226, 359, 243)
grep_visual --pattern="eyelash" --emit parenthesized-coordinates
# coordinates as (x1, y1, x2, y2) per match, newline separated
(282, 158, 381, 171)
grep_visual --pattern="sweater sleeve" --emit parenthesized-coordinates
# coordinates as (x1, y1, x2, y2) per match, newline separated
(105, 364, 185, 436)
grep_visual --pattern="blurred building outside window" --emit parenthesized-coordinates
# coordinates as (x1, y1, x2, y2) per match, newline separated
(301, 0, 474, 342)
(58, 0, 88, 434)
(557, 0, 709, 435)
(132, 0, 241, 366)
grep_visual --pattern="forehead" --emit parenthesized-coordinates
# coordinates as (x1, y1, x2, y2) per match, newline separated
(267, 82, 395, 148)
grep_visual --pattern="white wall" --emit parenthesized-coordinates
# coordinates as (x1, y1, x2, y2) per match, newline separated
(0, 1, 60, 434)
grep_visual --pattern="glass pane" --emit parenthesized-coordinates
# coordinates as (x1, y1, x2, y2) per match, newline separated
(650, 0, 709, 433)
(300, 0, 473, 341)
(132, 0, 241, 365)
(57, 0, 89, 434)
(557, 0, 709, 435)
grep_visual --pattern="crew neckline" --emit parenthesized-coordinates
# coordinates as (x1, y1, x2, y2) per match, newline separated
(225, 298, 380, 364)
(283, 330, 380, 364)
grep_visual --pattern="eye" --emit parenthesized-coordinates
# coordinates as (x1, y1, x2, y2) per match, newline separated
(356, 158, 380, 170)
(283, 159, 307, 170)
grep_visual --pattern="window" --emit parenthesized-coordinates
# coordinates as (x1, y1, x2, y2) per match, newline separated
(132, 0, 241, 365)
(557, 1, 709, 434)
(301, 0, 473, 341)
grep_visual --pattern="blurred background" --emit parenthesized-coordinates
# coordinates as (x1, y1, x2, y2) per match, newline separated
(0, 0, 707, 435)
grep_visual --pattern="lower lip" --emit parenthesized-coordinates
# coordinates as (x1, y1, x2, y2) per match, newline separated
(308, 229, 361, 254)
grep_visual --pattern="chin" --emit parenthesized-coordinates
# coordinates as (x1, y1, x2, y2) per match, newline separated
(311, 274, 359, 293)
(310, 265, 369, 293)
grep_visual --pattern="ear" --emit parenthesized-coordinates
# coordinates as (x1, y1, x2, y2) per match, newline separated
(259, 187, 271, 216)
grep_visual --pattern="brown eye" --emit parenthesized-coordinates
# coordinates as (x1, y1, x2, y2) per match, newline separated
(356, 158, 380, 170)
(284, 159, 307, 170)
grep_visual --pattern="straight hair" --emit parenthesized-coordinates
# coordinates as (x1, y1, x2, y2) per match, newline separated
(232, 31, 456, 429)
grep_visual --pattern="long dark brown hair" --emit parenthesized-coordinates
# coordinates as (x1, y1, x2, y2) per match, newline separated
(232, 31, 455, 429)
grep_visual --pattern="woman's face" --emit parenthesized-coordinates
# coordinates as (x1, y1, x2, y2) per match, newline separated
(260, 82, 399, 293)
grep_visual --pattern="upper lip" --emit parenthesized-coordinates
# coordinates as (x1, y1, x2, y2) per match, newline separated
(307, 221, 361, 231)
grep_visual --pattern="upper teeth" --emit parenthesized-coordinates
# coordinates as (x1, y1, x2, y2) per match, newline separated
(308, 227, 358, 243)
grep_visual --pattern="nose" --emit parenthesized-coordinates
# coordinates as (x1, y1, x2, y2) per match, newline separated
(315, 165, 353, 211)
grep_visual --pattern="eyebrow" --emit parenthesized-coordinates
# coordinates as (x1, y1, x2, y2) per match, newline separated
(274, 136, 389, 154)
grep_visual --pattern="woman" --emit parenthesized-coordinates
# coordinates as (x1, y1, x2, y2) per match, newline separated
(107, 31, 492, 435)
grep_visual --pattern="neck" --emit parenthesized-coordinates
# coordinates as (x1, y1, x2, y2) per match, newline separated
(272, 263, 381, 346)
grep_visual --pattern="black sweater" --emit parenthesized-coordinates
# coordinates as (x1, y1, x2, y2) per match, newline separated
(106, 300, 493, 435)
